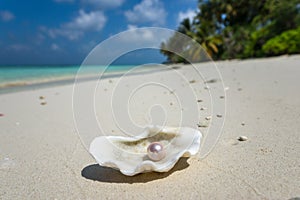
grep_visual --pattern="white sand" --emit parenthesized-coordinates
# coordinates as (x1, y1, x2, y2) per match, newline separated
(0, 55, 300, 199)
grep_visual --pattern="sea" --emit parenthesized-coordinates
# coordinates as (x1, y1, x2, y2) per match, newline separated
(0, 65, 140, 94)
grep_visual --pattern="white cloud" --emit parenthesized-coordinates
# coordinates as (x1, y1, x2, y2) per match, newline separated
(66, 10, 106, 31)
(47, 29, 83, 40)
(178, 9, 195, 23)
(125, 0, 166, 25)
(51, 43, 60, 51)
(44, 10, 106, 40)
(113, 25, 172, 46)
(124, 25, 155, 42)
(0, 10, 15, 22)
(81, 0, 124, 8)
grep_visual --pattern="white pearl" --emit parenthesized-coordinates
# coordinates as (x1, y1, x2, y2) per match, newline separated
(147, 142, 166, 161)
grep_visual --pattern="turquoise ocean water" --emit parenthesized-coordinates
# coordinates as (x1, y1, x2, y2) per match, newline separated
(0, 65, 137, 94)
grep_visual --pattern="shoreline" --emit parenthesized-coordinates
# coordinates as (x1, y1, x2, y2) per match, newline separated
(0, 65, 168, 95)
(1, 54, 298, 95)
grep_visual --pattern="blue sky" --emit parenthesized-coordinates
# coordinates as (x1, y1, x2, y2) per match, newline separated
(0, 0, 197, 65)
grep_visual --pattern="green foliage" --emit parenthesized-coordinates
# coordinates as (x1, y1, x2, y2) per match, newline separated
(161, 0, 300, 63)
(262, 27, 300, 55)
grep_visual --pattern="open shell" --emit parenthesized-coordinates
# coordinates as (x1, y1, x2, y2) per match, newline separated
(89, 126, 202, 176)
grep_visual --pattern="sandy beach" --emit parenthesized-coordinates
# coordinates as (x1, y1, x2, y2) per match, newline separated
(0, 55, 300, 199)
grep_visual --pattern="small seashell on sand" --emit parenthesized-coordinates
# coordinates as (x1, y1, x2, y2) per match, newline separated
(205, 79, 218, 83)
(237, 136, 248, 141)
(205, 116, 212, 120)
(197, 121, 209, 128)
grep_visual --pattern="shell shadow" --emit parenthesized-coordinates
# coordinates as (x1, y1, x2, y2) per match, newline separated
(81, 157, 189, 183)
